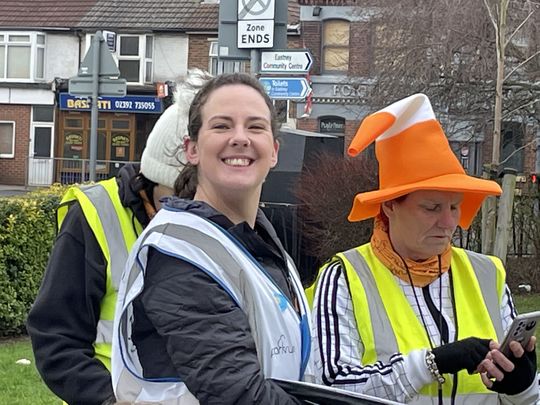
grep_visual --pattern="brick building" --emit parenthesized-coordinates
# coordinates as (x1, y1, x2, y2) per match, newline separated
(0, 0, 220, 186)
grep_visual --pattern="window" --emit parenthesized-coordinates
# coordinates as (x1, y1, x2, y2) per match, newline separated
(0, 122, 15, 158)
(144, 36, 153, 83)
(32, 106, 54, 158)
(501, 122, 524, 172)
(0, 32, 45, 81)
(33, 105, 54, 122)
(208, 41, 246, 75)
(322, 20, 350, 73)
(33, 127, 52, 158)
(113, 34, 153, 84)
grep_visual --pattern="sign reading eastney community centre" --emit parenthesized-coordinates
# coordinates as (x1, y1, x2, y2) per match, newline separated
(260, 50, 313, 74)
(237, 0, 275, 48)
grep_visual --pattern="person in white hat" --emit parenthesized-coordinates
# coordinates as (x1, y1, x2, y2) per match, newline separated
(308, 94, 538, 404)
(27, 69, 212, 405)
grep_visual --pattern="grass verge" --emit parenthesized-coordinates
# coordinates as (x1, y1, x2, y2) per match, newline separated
(0, 337, 56, 404)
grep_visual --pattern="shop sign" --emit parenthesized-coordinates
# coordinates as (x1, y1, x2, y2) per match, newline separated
(332, 84, 368, 98)
(112, 134, 130, 146)
(319, 116, 345, 134)
(112, 134, 130, 158)
(59, 93, 163, 114)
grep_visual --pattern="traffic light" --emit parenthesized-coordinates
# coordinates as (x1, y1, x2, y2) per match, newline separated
(531, 173, 540, 195)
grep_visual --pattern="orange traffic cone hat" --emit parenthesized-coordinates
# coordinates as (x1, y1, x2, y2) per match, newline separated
(348, 93, 502, 229)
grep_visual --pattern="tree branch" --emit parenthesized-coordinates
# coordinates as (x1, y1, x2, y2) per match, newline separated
(505, 8, 536, 47)
(483, 0, 499, 33)
(503, 50, 540, 82)
(499, 138, 537, 166)
(502, 98, 540, 119)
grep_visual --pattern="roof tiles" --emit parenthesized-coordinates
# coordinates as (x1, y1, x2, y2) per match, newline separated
(1, 0, 299, 32)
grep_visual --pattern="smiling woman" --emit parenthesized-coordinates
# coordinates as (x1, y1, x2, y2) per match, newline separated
(111, 73, 312, 405)
(184, 81, 279, 223)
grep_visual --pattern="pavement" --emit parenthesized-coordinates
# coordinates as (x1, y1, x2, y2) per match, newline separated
(0, 184, 32, 197)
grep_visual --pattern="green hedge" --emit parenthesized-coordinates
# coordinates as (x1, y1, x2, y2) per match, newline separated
(0, 185, 66, 336)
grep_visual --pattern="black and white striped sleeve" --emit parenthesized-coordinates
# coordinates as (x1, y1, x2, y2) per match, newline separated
(311, 260, 431, 402)
(501, 284, 518, 334)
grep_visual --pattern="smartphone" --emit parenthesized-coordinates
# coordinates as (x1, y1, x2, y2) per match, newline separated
(499, 311, 540, 356)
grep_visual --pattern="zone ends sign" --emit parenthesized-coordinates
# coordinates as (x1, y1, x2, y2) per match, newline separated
(238, 20, 274, 48)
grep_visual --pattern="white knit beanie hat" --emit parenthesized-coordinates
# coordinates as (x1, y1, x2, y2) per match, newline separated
(140, 68, 213, 188)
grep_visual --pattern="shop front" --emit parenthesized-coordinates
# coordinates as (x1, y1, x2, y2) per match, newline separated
(56, 93, 163, 183)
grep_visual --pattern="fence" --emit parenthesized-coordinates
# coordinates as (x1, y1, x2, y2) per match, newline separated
(453, 183, 540, 258)
(27, 157, 139, 186)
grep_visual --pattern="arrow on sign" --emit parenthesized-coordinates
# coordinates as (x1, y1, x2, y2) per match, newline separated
(259, 77, 312, 100)
(260, 50, 313, 74)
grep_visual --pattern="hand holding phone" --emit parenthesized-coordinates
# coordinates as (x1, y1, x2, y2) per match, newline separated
(485, 311, 538, 395)
(499, 311, 540, 357)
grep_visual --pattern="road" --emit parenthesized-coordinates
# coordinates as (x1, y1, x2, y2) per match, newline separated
(0, 185, 30, 197)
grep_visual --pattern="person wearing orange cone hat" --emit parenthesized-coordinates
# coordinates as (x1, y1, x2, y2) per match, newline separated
(309, 94, 538, 404)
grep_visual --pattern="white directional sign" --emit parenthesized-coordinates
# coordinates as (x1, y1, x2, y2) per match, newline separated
(260, 50, 313, 74)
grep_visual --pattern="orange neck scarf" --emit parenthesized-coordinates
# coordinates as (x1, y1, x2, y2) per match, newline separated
(370, 215, 451, 287)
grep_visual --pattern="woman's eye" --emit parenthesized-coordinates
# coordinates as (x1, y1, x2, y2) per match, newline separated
(213, 124, 228, 130)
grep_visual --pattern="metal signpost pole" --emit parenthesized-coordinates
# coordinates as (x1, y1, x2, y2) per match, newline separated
(68, 30, 125, 182)
(250, 49, 260, 75)
(89, 31, 102, 182)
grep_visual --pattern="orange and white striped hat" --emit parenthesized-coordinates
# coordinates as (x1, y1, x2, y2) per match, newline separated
(347, 93, 501, 229)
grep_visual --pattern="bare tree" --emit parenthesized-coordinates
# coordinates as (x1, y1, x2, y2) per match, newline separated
(482, 0, 539, 165)
(353, 0, 539, 147)
(350, 0, 539, 256)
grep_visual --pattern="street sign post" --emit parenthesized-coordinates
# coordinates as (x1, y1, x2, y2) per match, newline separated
(260, 50, 313, 74)
(68, 31, 126, 181)
(259, 77, 312, 100)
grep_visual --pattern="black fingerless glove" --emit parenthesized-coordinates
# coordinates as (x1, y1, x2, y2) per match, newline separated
(432, 337, 491, 374)
(488, 347, 537, 396)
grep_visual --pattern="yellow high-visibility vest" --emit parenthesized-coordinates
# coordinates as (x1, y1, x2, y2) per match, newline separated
(58, 178, 143, 369)
(309, 243, 505, 403)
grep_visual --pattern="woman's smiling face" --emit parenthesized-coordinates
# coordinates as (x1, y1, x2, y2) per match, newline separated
(185, 83, 279, 199)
